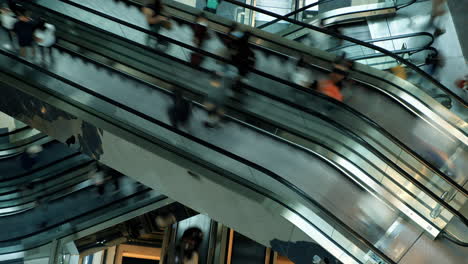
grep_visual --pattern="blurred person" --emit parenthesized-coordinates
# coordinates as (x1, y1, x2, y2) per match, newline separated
(190, 13, 210, 66)
(427, 0, 446, 37)
(1, 3, 17, 50)
(291, 56, 312, 87)
(168, 88, 192, 130)
(34, 18, 55, 64)
(13, 7, 35, 58)
(142, 0, 170, 49)
(331, 53, 354, 89)
(175, 227, 203, 264)
(204, 0, 222, 14)
(20, 145, 43, 170)
(313, 256, 331, 264)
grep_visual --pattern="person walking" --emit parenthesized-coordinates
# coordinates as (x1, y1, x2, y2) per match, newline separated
(34, 18, 56, 64)
(427, 0, 446, 37)
(13, 7, 35, 58)
(0, 3, 17, 50)
(142, 0, 170, 48)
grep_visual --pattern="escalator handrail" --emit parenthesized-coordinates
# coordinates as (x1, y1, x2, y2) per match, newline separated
(258, 0, 417, 31)
(327, 31, 435, 52)
(0, 160, 94, 206)
(31, 1, 468, 197)
(216, 0, 467, 107)
(0, 50, 397, 264)
(0, 134, 47, 152)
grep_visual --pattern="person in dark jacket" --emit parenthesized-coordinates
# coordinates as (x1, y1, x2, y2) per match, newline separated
(168, 88, 192, 130)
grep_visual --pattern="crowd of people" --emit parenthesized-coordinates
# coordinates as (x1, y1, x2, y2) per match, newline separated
(149, 0, 353, 130)
(1, 0, 56, 62)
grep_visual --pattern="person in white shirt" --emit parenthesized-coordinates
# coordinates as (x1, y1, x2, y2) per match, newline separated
(0, 4, 17, 50)
(34, 19, 56, 63)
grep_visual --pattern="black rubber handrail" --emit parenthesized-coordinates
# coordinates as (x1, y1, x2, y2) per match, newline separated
(257, 0, 335, 29)
(350, 47, 438, 61)
(0, 50, 396, 264)
(45, 12, 460, 224)
(56, 0, 467, 138)
(32, 1, 468, 197)
(0, 125, 30, 137)
(327, 31, 435, 52)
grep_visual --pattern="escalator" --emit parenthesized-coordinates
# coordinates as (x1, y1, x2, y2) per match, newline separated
(0, 52, 403, 264)
(0, 114, 50, 159)
(0, 16, 467, 263)
(0, 139, 166, 258)
(29, 0, 467, 219)
(43, 0, 467, 178)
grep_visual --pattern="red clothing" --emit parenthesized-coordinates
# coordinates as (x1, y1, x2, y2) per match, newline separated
(318, 80, 343, 102)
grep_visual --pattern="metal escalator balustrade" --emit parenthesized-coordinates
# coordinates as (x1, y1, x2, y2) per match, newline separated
(33, 0, 468, 224)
